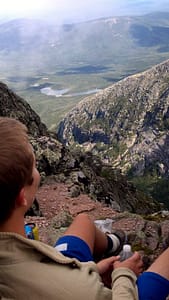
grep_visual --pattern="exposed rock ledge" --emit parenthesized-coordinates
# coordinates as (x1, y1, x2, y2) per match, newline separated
(25, 182, 169, 268)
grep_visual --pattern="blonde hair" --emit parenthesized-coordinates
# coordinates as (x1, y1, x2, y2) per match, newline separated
(0, 117, 34, 223)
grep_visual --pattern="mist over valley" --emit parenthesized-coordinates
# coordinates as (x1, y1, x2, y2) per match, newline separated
(0, 12, 169, 129)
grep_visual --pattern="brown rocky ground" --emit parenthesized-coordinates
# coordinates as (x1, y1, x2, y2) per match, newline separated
(25, 181, 169, 268)
(25, 182, 119, 245)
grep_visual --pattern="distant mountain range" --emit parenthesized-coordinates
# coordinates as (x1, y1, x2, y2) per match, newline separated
(57, 59, 169, 207)
(1, 13, 169, 69)
(1, 12, 169, 128)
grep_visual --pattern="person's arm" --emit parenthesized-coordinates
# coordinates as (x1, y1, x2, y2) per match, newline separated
(112, 267, 138, 299)
(96, 252, 143, 300)
(97, 255, 120, 288)
(112, 252, 143, 300)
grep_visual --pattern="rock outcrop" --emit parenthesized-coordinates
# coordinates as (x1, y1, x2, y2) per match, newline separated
(0, 81, 160, 214)
(57, 59, 169, 207)
(57, 59, 169, 178)
(0, 82, 48, 136)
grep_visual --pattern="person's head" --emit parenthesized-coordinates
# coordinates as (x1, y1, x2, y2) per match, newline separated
(0, 117, 40, 225)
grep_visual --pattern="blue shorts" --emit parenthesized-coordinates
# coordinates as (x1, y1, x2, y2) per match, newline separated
(54, 235, 93, 262)
(137, 272, 169, 300)
(55, 236, 169, 299)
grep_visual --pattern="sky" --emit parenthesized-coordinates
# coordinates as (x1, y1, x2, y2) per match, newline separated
(0, 0, 169, 23)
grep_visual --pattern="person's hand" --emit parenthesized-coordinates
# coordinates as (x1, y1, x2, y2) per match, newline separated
(96, 256, 120, 288)
(113, 252, 143, 276)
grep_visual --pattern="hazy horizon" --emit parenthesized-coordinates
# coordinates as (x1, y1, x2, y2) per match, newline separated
(0, 0, 169, 24)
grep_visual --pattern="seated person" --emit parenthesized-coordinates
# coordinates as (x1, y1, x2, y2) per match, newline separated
(0, 117, 168, 300)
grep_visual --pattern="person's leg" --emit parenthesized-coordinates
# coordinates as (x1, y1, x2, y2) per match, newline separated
(55, 213, 125, 261)
(146, 246, 169, 280)
(137, 247, 169, 300)
(62, 213, 107, 257)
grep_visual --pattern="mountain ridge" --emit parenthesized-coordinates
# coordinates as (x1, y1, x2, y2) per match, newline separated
(0, 80, 160, 214)
(57, 59, 169, 205)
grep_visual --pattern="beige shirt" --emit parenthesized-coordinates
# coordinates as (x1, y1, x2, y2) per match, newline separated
(0, 233, 138, 300)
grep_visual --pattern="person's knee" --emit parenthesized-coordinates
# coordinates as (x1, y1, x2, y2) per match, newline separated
(73, 213, 94, 231)
(75, 213, 91, 222)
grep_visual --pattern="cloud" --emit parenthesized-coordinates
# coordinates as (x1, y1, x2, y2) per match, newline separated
(43, 0, 169, 22)
(0, 0, 169, 23)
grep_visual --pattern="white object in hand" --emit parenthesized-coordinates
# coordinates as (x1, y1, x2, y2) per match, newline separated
(120, 244, 133, 261)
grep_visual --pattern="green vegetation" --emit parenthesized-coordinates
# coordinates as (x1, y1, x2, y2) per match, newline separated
(129, 174, 169, 209)
(132, 242, 154, 255)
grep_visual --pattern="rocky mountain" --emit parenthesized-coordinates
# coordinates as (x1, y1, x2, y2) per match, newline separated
(0, 82, 47, 136)
(57, 59, 169, 206)
(0, 81, 160, 214)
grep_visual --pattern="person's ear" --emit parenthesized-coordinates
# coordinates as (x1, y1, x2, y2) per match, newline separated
(15, 188, 28, 207)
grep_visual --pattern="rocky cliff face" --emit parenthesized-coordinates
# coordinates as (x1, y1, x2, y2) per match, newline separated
(0, 81, 160, 214)
(0, 82, 47, 136)
(57, 59, 169, 179)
